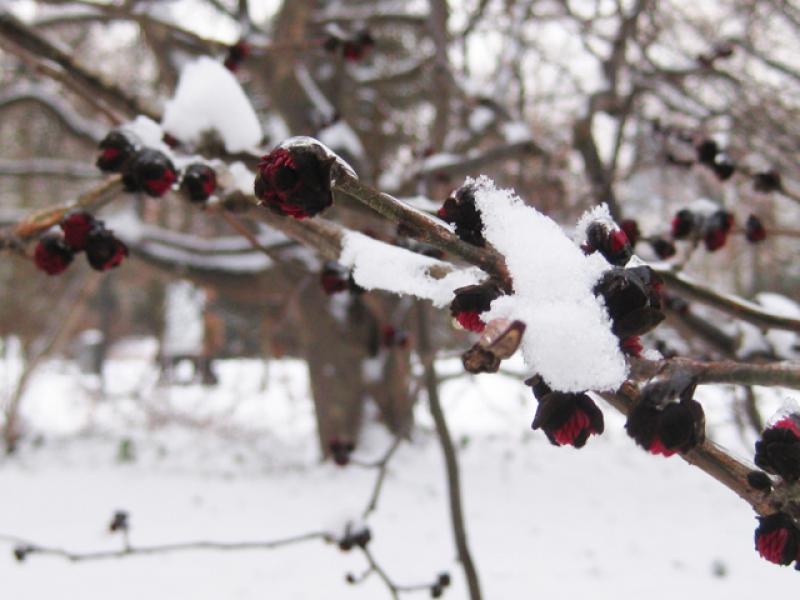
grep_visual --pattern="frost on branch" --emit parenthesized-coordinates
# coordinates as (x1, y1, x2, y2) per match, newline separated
(470, 176, 627, 392)
(339, 231, 483, 307)
(161, 56, 262, 153)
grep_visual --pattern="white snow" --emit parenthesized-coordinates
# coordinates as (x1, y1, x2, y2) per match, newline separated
(573, 202, 615, 244)
(756, 293, 800, 359)
(318, 120, 366, 163)
(339, 231, 484, 307)
(471, 176, 627, 392)
(0, 353, 798, 600)
(501, 120, 533, 143)
(161, 56, 262, 153)
(690, 197, 722, 216)
(161, 280, 205, 356)
(122, 115, 165, 151)
(469, 106, 495, 132)
(294, 63, 336, 122)
(225, 161, 257, 195)
(421, 153, 461, 172)
(278, 137, 358, 180)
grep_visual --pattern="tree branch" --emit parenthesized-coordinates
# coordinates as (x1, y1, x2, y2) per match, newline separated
(416, 301, 482, 600)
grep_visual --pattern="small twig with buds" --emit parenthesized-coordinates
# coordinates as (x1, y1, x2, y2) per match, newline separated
(8, 175, 123, 243)
(5, 531, 331, 563)
(601, 384, 772, 516)
(353, 546, 451, 599)
(416, 301, 483, 600)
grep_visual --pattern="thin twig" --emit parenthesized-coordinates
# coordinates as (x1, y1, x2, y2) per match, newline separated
(4, 531, 330, 562)
(655, 268, 800, 332)
(415, 301, 482, 600)
(360, 436, 404, 519)
(630, 356, 800, 389)
(10, 175, 123, 242)
(600, 384, 773, 516)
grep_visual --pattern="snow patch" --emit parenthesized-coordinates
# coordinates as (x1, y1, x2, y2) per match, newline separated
(122, 115, 166, 151)
(161, 56, 262, 153)
(339, 231, 484, 307)
(318, 120, 366, 163)
(471, 176, 627, 391)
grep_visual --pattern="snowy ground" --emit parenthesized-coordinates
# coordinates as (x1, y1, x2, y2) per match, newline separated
(1, 345, 797, 599)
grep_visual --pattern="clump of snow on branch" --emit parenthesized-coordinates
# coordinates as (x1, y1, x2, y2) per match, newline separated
(161, 56, 262, 153)
(123, 115, 168, 150)
(339, 231, 483, 307)
(224, 161, 257, 195)
(470, 176, 627, 392)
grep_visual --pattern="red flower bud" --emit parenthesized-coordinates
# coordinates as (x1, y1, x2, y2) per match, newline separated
(626, 380, 705, 456)
(755, 415, 800, 481)
(703, 210, 734, 251)
(254, 146, 333, 219)
(96, 130, 138, 173)
(650, 237, 676, 259)
(745, 215, 767, 243)
(125, 149, 178, 198)
(60, 211, 96, 251)
(671, 209, 696, 239)
(755, 513, 799, 566)
(34, 235, 74, 275)
(85, 227, 128, 271)
(329, 438, 355, 466)
(594, 266, 664, 338)
(529, 376, 604, 448)
(620, 219, 640, 246)
(181, 163, 217, 204)
(450, 281, 502, 333)
(224, 40, 250, 72)
(584, 222, 632, 266)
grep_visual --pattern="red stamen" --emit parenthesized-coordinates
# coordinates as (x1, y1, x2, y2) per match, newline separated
(456, 310, 485, 333)
(609, 229, 628, 253)
(553, 409, 592, 446)
(648, 437, 677, 457)
(757, 529, 789, 564)
(773, 417, 800, 438)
